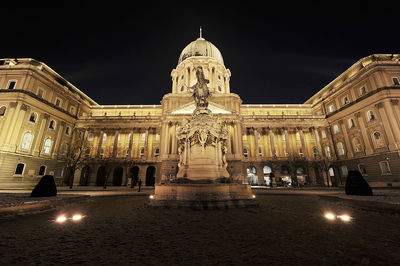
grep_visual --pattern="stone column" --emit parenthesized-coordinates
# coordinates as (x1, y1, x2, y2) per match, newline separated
(33, 114, 50, 156)
(283, 127, 291, 157)
(355, 112, 373, 155)
(234, 122, 242, 158)
(313, 127, 323, 158)
(160, 121, 169, 158)
(375, 102, 397, 150)
(112, 130, 119, 158)
(268, 128, 276, 158)
(383, 100, 400, 149)
(144, 128, 149, 158)
(127, 129, 134, 159)
(8, 104, 30, 150)
(52, 121, 65, 158)
(338, 119, 353, 158)
(170, 124, 177, 155)
(0, 102, 18, 148)
(253, 127, 259, 159)
(96, 130, 104, 158)
(298, 127, 308, 158)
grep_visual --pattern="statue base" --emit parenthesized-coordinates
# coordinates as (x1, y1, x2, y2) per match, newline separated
(149, 183, 257, 209)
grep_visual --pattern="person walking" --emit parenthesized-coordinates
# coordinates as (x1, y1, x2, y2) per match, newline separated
(138, 179, 142, 192)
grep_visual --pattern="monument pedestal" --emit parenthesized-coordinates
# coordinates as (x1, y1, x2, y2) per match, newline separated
(150, 183, 257, 209)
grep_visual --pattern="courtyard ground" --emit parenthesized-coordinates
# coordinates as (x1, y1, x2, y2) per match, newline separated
(0, 188, 399, 265)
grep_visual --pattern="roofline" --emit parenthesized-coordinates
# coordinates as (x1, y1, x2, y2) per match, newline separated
(304, 54, 400, 105)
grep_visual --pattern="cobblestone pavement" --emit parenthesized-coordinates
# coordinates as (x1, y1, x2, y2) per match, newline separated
(0, 193, 399, 265)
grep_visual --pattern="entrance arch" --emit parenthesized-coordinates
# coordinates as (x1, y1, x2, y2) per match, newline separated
(96, 166, 106, 186)
(145, 166, 156, 186)
(263, 165, 272, 186)
(112, 167, 123, 186)
(79, 165, 90, 186)
(130, 166, 139, 187)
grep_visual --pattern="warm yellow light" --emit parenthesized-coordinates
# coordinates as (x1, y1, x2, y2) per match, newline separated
(252, 195, 256, 199)
(56, 215, 67, 223)
(324, 212, 336, 220)
(72, 214, 83, 221)
(149, 195, 154, 199)
(338, 214, 351, 222)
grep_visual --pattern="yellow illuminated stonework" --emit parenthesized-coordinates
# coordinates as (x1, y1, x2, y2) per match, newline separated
(0, 43, 399, 189)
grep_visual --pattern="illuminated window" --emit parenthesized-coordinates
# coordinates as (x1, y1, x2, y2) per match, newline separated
(337, 142, 345, 155)
(263, 166, 272, 174)
(333, 124, 340, 134)
(43, 138, 52, 154)
(141, 133, 146, 141)
(282, 133, 286, 141)
(379, 161, 391, 174)
(295, 132, 300, 141)
(321, 130, 327, 138)
(393, 77, 400, 85)
(373, 131, 385, 148)
(313, 147, 319, 158)
(155, 147, 160, 157)
(102, 133, 107, 141)
(0, 106, 6, 116)
(140, 147, 145, 157)
(352, 137, 362, 152)
(328, 105, 335, 113)
(14, 163, 25, 175)
(341, 165, 348, 177)
(21, 132, 33, 150)
(7, 80, 16, 90)
(325, 146, 331, 158)
(87, 133, 94, 141)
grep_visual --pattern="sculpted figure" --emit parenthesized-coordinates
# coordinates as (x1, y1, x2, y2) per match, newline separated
(190, 66, 210, 108)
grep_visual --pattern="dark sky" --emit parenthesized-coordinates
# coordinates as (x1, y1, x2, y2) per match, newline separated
(3, 2, 399, 105)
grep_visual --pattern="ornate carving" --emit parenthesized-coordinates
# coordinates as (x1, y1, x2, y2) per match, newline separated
(391, 99, 399, 105)
(20, 103, 28, 111)
(375, 102, 383, 109)
(9, 102, 18, 108)
(354, 112, 361, 118)
(338, 119, 344, 125)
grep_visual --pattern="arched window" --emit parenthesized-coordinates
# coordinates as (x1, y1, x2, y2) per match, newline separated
(60, 143, 68, 155)
(102, 133, 107, 141)
(353, 137, 362, 152)
(313, 147, 319, 158)
(43, 138, 52, 154)
(141, 133, 146, 141)
(367, 110, 376, 121)
(20, 132, 33, 150)
(14, 163, 25, 175)
(87, 133, 94, 141)
(342, 96, 349, 105)
(0, 106, 7, 116)
(333, 124, 340, 134)
(328, 105, 335, 113)
(373, 131, 385, 148)
(263, 166, 272, 174)
(341, 165, 348, 177)
(140, 147, 145, 157)
(348, 118, 355, 128)
(358, 163, 367, 175)
(154, 147, 160, 157)
(337, 142, 345, 155)
(65, 127, 71, 136)
(49, 120, 56, 130)
(296, 167, 304, 175)
(7, 80, 16, 90)
(247, 166, 257, 185)
(29, 112, 38, 123)
(321, 130, 327, 138)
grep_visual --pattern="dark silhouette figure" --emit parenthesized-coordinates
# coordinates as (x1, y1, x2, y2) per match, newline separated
(138, 179, 142, 192)
(31, 175, 57, 197)
(345, 170, 373, 196)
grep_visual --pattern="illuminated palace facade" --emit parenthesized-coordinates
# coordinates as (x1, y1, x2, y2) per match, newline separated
(1, 37, 400, 188)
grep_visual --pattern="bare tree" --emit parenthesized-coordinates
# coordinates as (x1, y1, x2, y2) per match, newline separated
(62, 128, 89, 188)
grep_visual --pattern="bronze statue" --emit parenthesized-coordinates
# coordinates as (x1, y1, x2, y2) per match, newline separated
(190, 66, 210, 108)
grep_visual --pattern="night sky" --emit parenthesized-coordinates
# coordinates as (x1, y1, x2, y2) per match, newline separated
(3, 3, 399, 105)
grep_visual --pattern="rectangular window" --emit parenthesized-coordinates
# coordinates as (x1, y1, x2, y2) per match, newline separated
(55, 98, 62, 107)
(393, 77, 400, 85)
(14, 163, 25, 175)
(328, 105, 335, 113)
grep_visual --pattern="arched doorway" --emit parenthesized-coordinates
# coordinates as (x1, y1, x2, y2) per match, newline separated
(296, 167, 305, 186)
(279, 165, 291, 187)
(112, 167, 123, 186)
(246, 166, 257, 185)
(96, 166, 106, 186)
(328, 166, 336, 187)
(145, 166, 156, 186)
(313, 165, 323, 186)
(79, 165, 90, 186)
(130, 166, 139, 187)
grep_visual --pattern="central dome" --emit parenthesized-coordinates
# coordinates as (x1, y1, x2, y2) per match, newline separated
(178, 37, 224, 66)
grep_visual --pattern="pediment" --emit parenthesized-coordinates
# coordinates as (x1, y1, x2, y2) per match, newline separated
(171, 101, 231, 114)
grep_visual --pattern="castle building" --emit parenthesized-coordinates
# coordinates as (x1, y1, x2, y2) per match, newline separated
(1, 36, 399, 188)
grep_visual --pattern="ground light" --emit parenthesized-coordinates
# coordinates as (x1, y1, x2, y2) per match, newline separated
(149, 195, 154, 199)
(323, 212, 352, 222)
(252, 195, 256, 198)
(54, 214, 85, 224)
